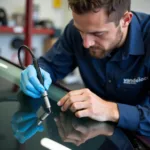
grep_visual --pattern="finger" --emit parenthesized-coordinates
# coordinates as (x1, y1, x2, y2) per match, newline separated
(67, 89, 86, 95)
(40, 69, 52, 91)
(28, 70, 45, 94)
(21, 74, 41, 98)
(57, 89, 85, 106)
(20, 83, 41, 98)
(23, 81, 41, 96)
(57, 94, 69, 106)
(21, 68, 39, 95)
(12, 112, 36, 123)
(75, 109, 90, 118)
(70, 101, 90, 113)
(61, 94, 88, 112)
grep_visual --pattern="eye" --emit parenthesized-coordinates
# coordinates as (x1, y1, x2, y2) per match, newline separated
(94, 32, 104, 37)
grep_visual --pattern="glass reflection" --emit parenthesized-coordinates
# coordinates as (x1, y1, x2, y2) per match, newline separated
(11, 92, 49, 144)
(10, 92, 133, 150)
(11, 111, 44, 144)
(54, 112, 114, 146)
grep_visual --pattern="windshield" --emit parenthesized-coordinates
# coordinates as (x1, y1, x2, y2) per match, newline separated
(0, 57, 67, 102)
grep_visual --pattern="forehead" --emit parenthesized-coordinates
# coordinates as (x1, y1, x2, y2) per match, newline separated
(72, 9, 113, 31)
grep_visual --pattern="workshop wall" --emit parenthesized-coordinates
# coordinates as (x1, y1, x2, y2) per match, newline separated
(0, 0, 66, 62)
(0, 0, 65, 28)
(131, 0, 150, 13)
(0, 0, 150, 63)
(0, 0, 150, 31)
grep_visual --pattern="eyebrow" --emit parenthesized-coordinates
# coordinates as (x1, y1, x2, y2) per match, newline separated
(73, 24, 106, 35)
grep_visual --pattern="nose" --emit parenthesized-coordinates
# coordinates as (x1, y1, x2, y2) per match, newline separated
(82, 33, 95, 49)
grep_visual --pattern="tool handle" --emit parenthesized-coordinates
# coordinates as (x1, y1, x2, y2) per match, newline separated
(33, 58, 44, 86)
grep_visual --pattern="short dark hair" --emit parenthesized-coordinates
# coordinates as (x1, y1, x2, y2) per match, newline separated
(68, 0, 131, 25)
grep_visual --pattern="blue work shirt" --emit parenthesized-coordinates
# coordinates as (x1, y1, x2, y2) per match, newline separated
(38, 11, 150, 136)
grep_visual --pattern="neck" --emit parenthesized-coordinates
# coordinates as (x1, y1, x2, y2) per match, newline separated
(117, 26, 129, 48)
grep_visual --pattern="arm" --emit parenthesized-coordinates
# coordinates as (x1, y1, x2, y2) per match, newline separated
(38, 20, 78, 83)
(57, 88, 150, 137)
(117, 32, 150, 136)
(117, 96, 150, 136)
(20, 21, 79, 98)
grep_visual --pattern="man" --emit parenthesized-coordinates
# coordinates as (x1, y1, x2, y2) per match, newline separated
(20, 0, 150, 136)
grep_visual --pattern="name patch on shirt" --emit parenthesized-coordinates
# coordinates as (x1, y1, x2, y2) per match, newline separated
(123, 77, 148, 85)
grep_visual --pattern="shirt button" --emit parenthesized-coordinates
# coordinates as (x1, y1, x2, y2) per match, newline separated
(108, 80, 112, 83)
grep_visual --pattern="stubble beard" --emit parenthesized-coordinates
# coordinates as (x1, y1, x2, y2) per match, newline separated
(89, 26, 123, 59)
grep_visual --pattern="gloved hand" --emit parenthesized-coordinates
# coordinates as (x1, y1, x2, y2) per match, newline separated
(20, 65, 52, 98)
(11, 112, 44, 144)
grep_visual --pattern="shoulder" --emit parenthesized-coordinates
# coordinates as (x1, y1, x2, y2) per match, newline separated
(133, 11, 150, 38)
(133, 12, 150, 69)
(132, 11, 150, 24)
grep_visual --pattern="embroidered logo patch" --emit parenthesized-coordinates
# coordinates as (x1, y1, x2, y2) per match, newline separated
(123, 77, 148, 85)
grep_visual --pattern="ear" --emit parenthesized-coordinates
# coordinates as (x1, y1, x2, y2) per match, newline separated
(122, 12, 133, 28)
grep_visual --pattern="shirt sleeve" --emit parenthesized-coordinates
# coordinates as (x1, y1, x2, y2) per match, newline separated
(38, 20, 78, 83)
(117, 96, 150, 136)
(117, 27, 150, 136)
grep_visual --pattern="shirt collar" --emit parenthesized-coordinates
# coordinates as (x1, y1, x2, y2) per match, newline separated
(110, 13, 145, 62)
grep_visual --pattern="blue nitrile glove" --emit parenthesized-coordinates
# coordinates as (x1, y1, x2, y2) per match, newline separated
(20, 65, 52, 98)
(11, 112, 44, 144)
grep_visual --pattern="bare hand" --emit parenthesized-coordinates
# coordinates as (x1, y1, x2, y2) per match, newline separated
(57, 88, 119, 122)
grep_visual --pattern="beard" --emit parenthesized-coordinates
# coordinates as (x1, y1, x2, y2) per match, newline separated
(89, 26, 123, 59)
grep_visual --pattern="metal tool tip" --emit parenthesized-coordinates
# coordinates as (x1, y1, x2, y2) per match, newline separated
(47, 108, 51, 113)
(38, 120, 42, 126)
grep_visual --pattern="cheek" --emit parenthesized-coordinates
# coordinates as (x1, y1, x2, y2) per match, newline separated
(95, 37, 110, 47)
(103, 34, 117, 44)
(95, 36, 105, 45)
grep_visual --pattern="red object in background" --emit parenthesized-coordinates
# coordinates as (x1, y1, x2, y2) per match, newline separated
(0, 26, 54, 35)
(24, 0, 33, 66)
(0, 0, 55, 66)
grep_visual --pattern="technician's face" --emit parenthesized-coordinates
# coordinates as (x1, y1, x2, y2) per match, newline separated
(73, 9, 123, 59)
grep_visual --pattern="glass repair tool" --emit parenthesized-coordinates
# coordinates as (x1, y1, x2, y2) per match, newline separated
(18, 45, 51, 113)
(38, 112, 50, 125)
